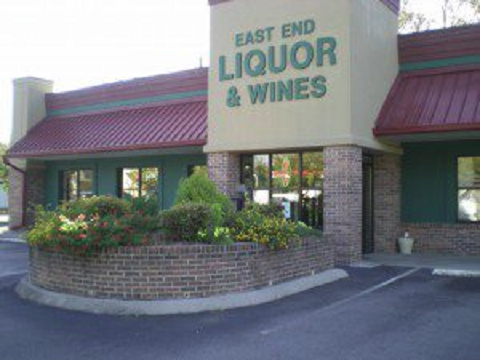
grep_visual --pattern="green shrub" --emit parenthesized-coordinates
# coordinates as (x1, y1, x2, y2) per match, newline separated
(128, 195, 161, 217)
(294, 221, 323, 238)
(229, 204, 298, 250)
(161, 203, 212, 242)
(27, 206, 63, 248)
(242, 202, 285, 219)
(27, 196, 161, 255)
(175, 173, 232, 213)
(197, 226, 234, 245)
(60, 196, 130, 218)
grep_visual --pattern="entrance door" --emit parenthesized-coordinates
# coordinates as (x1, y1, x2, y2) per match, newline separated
(362, 155, 374, 254)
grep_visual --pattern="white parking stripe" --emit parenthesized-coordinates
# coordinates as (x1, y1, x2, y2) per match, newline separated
(261, 268, 420, 336)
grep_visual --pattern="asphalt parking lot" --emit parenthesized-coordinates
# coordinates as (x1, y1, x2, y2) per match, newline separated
(0, 242, 479, 360)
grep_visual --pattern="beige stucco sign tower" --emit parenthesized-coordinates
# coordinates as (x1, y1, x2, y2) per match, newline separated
(207, 0, 400, 264)
(207, 0, 398, 153)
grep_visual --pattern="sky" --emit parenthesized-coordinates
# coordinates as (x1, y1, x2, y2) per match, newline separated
(0, 0, 465, 144)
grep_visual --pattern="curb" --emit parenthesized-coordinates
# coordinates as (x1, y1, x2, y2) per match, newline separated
(432, 269, 480, 278)
(0, 238, 27, 244)
(16, 268, 348, 316)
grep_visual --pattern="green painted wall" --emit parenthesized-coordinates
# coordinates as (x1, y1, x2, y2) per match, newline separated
(44, 154, 206, 210)
(402, 140, 480, 223)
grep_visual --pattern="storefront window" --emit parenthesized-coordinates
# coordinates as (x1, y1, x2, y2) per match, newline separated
(120, 167, 159, 198)
(302, 152, 324, 188)
(61, 169, 94, 202)
(254, 155, 270, 189)
(241, 151, 323, 227)
(458, 157, 480, 222)
(301, 152, 324, 228)
(272, 154, 300, 189)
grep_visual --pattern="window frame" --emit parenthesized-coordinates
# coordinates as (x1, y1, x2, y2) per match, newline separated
(241, 150, 324, 227)
(456, 155, 480, 224)
(242, 151, 324, 193)
(117, 167, 160, 199)
(59, 168, 95, 202)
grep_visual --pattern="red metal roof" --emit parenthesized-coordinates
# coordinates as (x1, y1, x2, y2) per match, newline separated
(8, 100, 207, 158)
(46, 68, 208, 115)
(374, 65, 480, 136)
(399, 24, 480, 64)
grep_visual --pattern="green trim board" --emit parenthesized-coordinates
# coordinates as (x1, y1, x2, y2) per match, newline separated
(401, 140, 480, 224)
(400, 54, 480, 72)
(44, 154, 207, 210)
(48, 90, 208, 117)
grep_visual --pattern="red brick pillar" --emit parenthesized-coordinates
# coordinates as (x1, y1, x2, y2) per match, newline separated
(8, 162, 25, 229)
(374, 153, 402, 253)
(324, 146, 363, 265)
(207, 153, 241, 198)
(25, 163, 46, 226)
(8, 161, 45, 229)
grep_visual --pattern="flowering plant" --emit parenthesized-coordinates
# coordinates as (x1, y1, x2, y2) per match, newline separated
(229, 204, 299, 250)
(27, 196, 160, 255)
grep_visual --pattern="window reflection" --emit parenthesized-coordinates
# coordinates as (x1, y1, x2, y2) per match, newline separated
(254, 155, 269, 189)
(121, 167, 159, 198)
(79, 170, 94, 198)
(122, 168, 140, 198)
(241, 151, 324, 228)
(458, 157, 480, 222)
(272, 154, 299, 189)
(302, 152, 324, 188)
(62, 169, 94, 202)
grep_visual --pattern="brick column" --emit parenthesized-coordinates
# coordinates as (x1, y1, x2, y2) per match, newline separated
(8, 162, 25, 229)
(324, 146, 363, 265)
(207, 153, 241, 198)
(25, 163, 46, 226)
(8, 160, 45, 229)
(374, 153, 402, 253)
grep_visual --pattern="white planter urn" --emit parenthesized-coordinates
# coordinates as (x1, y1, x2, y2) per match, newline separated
(398, 232, 414, 254)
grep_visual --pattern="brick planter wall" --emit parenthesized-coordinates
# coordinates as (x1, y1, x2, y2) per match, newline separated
(29, 237, 333, 300)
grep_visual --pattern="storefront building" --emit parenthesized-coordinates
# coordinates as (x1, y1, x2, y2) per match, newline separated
(6, 0, 480, 263)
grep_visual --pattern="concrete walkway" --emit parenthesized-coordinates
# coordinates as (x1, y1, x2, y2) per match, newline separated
(0, 214, 8, 232)
(364, 253, 480, 273)
(0, 215, 26, 243)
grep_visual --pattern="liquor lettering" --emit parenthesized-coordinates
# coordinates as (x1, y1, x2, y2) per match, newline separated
(218, 19, 339, 107)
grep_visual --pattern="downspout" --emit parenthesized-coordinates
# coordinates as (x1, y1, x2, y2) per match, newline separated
(2, 155, 27, 228)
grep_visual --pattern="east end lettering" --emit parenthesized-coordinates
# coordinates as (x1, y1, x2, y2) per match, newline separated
(235, 27, 275, 47)
(248, 75, 327, 105)
(282, 19, 316, 39)
(219, 37, 337, 82)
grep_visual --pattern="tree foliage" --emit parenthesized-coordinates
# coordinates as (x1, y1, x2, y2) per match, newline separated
(0, 143, 8, 192)
(399, 0, 433, 33)
(400, 0, 479, 34)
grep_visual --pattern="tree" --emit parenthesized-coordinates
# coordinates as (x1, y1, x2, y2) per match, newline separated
(0, 143, 9, 192)
(399, 0, 433, 33)
(400, 0, 480, 34)
(442, 0, 480, 27)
